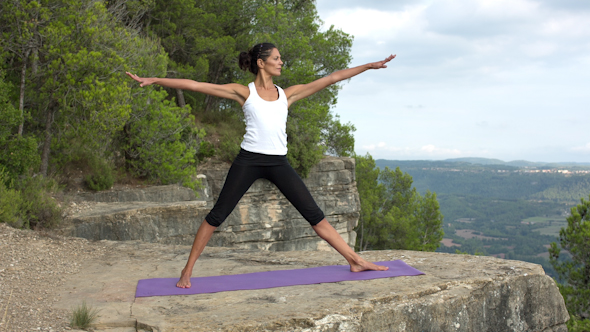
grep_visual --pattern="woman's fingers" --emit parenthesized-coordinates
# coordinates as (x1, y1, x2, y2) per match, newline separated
(125, 72, 149, 87)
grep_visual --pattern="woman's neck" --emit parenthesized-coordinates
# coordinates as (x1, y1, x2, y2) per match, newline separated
(254, 73, 275, 89)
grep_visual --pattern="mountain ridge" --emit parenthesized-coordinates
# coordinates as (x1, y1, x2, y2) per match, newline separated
(376, 157, 590, 168)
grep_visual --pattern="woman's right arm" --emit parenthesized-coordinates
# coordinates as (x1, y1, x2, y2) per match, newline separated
(125, 72, 249, 106)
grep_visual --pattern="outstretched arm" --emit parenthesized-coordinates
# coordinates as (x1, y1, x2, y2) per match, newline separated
(284, 54, 395, 107)
(125, 72, 249, 106)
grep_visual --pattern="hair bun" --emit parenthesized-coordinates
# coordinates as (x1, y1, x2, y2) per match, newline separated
(238, 43, 276, 75)
(238, 51, 251, 72)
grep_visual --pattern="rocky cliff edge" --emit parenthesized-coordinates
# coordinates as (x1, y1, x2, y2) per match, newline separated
(50, 240, 568, 332)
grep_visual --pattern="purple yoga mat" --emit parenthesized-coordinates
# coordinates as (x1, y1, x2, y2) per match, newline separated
(135, 260, 424, 297)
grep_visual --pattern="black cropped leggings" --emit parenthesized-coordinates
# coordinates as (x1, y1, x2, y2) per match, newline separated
(205, 150, 325, 227)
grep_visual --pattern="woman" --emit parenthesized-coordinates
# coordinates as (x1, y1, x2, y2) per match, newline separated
(126, 43, 396, 288)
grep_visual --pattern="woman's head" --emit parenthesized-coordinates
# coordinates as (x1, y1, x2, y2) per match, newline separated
(239, 43, 278, 75)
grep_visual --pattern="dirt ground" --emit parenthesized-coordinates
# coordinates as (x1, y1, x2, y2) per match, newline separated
(0, 223, 110, 331)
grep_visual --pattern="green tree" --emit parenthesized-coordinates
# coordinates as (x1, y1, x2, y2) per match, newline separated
(0, 0, 49, 136)
(0, 70, 39, 182)
(2, 0, 201, 193)
(142, 0, 356, 176)
(249, 1, 354, 176)
(549, 195, 590, 332)
(355, 153, 444, 251)
(123, 88, 202, 190)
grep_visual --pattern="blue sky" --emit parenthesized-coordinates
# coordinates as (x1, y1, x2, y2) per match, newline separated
(315, 0, 590, 162)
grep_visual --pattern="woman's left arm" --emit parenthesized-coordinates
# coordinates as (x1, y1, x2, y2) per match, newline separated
(285, 54, 395, 107)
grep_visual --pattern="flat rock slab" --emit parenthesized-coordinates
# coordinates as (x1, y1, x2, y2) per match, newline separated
(53, 241, 569, 332)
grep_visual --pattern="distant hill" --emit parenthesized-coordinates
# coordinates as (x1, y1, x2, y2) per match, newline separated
(375, 158, 590, 202)
(444, 157, 590, 168)
(444, 157, 506, 165)
(373, 157, 590, 278)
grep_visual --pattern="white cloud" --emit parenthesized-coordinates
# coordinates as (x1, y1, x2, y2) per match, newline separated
(322, 6, 427, 41)
(316, 0, 590, 163)
(520, 42, 558, 58)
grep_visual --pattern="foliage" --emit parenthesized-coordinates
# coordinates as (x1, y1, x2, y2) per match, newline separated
(1, 0, 357, 232)
(123, 88, 202, 190)
(355, 154, 444, 251)
(1, 0, 202, 198)
(0, 168, 28, 227)
(322, 114, 356, 157)
(18, 176, 62, 229)
(0, 169, 61, 229)
(70, 301, 100, 330)
(84, 154, 115, 191)
(549, 195, 590, 331)
(0, 73, 40, 182)
(197, 140, 215, 162)
(251, 2, 354, 176)
(143, 0, 355, 176)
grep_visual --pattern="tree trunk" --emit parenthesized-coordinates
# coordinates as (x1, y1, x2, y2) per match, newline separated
(176, 88, 186, 108)
(359, 217, 364, 251)
(39, 107, 53, 176)
(31, 48, 38, 75)
(18, 49, 30, 136)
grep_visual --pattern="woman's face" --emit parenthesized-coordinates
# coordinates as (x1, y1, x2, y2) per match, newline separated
(259, 48, 283, 76)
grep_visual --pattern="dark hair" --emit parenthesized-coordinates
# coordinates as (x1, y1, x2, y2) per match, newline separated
(239, 42, 276, 75)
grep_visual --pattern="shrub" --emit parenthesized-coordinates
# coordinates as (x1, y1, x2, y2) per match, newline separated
(84, 156, 115, 191)
(0, 168, 28, 228)
(0, 135, 40, 183)
(18, 176, 62, 229)
(218, 132, 241, 163)
(124, 89, 201, 190)
(0, 169, 60, 229)
(197, 140, 215, 162)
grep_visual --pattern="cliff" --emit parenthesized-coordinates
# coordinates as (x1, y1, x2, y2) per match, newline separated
(59, 156, 359, 251)
(51, 241, 569, 332)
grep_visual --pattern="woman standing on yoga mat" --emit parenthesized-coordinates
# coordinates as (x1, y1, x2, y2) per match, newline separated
(126, 43, 395, 288)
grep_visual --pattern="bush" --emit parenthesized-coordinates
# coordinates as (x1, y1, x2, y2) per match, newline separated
(0, 136, 40, 182)
(84, 156, 115, 191)
(218, 132, 241, 163)
(0, 169, 60, 229)
(197, 140, 215, 162)
(18, 176, 62, 229)
(124, 89, 201, 190)
(0, 168, 28, 227)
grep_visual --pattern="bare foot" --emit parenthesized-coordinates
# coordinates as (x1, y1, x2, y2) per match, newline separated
(176, 267, 192, 288)
(350, 257, 389, 272)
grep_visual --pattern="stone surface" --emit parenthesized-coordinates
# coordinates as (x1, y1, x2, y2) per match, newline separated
(52, 242, 569, 332)
(59, 156, 359, 251)
(74, 182, 210, 204)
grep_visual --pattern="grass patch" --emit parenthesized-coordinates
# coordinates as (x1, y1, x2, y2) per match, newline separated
(70, 301, 100, 330)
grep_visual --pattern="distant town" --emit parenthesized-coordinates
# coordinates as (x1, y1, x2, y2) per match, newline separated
(421, 167, 590, 174)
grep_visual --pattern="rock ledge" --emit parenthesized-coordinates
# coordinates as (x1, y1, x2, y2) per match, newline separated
(53, 241, 568, 332)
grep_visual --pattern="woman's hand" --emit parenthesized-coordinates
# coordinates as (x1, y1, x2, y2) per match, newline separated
(368, 54, 396, 69)
(125, 72, 157, 87)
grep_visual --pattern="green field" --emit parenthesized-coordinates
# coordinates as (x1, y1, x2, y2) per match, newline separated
(522, 217, 567, 236)
(532, 223, 568, 236)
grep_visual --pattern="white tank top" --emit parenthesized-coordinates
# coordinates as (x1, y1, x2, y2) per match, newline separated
(240, 82, 289, 155)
